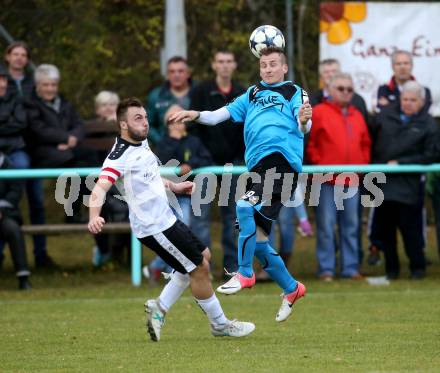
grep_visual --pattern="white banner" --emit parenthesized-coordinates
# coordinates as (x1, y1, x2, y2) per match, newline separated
(319, 2, 440, 116)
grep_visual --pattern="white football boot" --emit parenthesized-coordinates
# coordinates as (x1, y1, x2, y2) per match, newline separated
(276, 282, 306, 322)
(211, 319, 256, 337)
(216, 271, 256, 295)
(145, 299, 165, 341)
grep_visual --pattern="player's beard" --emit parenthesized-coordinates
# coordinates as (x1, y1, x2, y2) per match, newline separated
(128, 126, 148, 142)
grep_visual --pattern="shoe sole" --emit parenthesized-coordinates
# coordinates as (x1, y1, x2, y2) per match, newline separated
(216, 285, 254, 295)
(145, 304, 159, 342)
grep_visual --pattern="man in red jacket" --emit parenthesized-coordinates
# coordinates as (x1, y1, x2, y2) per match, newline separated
(307, 72, 371, 281)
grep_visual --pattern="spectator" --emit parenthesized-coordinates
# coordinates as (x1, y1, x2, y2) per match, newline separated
(0, 64, 27, 166)
(307, 73, 371, 281)
(95, 90, 119, 122)
(0, 152, 31, 289)
(145, 56, 194, 146)
(26, 64, 84, 168)
(145, 104, 213, 282)
(311, 58, 369, 124)
(371, 81, 438, 279)
(312, 58, 369, 264)
(369, 50, 433, 266)
(189, 50, 245, 273)
(84, 91, 120, 166)
(25, 64, 90, 250)
(83, 91, 130, 267)
(4, 46, 54, 267)
(4, 41, 34, 98)
(377, 50, 432, 114)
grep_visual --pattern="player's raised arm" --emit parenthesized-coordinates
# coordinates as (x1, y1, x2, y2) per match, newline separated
(88, 178, 113, 234)
(168, 107, 231, 126)
(298, 97, 312, 133)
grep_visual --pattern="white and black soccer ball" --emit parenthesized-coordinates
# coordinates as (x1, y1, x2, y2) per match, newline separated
(249, 25, 285, 58)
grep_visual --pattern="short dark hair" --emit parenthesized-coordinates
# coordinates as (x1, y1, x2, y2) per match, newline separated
(260, 47, 286, 64)
(319, 58, 340, 67)
(213, 50, 235, 60)
(167, 56, 188, 66)
(5, 41, 30, 60)
(116, 97, 143, 127)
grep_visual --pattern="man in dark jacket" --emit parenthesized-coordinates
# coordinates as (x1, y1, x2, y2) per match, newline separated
(372, 81, 438, 279)
(1, 63, 54, 269)
(377, 50, 431, 114)
(0, 152, 31, 289)
(4, 41, 34, 99)
(145, 56, 194, 146)
(188, 50, 245, 273)
(310, 59, 369, 124)
(0, 64, 27, 157)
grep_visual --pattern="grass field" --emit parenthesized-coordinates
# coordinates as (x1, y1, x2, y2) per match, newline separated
(1, 222, 440, 372)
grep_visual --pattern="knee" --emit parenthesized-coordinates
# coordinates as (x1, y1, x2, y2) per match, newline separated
(191, 258, 210, 280)
(255, 241, 275, 258)
(0, 218, 21, 240)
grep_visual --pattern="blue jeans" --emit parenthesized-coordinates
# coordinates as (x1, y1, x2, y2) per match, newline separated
(269, 205, 297, 255)
(3, 151, 47, 262)
(431, 179, 440, 257)
(190, 174, 238, 272)
(315, 183, 360, 277)
(149, 195, 192, 273)
(190, 175, 212, 249)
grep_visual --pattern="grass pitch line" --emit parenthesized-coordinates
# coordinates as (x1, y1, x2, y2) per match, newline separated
(1, 287, 440, 306)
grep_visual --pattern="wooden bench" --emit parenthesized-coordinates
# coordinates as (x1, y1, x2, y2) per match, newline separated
(20, 222, 143, 287)
(21, 222, 131, 235)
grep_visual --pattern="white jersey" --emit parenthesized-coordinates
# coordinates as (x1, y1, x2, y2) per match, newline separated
(99, 137, 176, 238)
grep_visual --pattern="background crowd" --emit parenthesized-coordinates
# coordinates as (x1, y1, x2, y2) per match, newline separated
(1, 40, 439, 290)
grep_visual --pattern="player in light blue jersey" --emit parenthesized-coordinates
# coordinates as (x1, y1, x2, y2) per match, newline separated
(170, 47, 312, 322)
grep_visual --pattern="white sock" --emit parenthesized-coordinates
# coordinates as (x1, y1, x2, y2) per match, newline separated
(195, 294, 229, 329)
(158, 271, 190, 312)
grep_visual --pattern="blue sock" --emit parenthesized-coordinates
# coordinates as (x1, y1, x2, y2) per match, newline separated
(236, 200, 256, 278)
(255, 241, 297, 294)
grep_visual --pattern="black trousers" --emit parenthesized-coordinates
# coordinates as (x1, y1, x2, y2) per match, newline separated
(375, 200, 425, 276)
(0, 217, 29, 276)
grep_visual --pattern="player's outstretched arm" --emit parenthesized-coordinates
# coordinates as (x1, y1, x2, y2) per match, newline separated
(163, 178, 195, 195)
(168, 107, 231, 126)
(88, 178, 112, 234)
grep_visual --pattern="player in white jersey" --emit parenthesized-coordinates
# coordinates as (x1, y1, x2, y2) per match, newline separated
(88, 98, 254, 342)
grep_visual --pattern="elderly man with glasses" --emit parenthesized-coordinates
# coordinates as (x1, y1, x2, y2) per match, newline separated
(306, 72, 372, 281)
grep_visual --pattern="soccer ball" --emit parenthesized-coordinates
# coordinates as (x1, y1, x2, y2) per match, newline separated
(249, 25, 285, 58)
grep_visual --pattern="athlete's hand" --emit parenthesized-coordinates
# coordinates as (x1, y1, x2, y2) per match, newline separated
(170, 181, 195, 195)
(88, 216, 106, 234)
(298, 98, 312, 125)
(378, 96, 389, 107)
(168, 110, 200, 124)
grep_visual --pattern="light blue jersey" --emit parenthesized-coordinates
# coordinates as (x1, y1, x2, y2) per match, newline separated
(226, 80, 307, 172)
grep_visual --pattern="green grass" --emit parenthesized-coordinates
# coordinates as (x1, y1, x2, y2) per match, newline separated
(1, 222, 440, 372)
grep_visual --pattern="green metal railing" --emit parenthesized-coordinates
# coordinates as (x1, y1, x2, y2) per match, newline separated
(1, 164, 439, 286)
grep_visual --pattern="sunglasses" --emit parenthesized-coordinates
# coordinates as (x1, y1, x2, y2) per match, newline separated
(336, 86, 354, 93)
